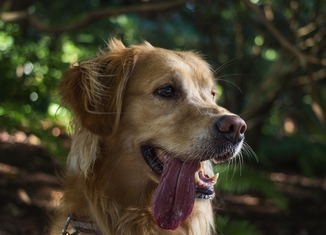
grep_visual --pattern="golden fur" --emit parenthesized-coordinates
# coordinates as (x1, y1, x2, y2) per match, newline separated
(50, 39, 243, 235)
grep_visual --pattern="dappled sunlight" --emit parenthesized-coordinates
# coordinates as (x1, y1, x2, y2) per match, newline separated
(17, 188, 32, 205)
(224, 194, 259, 206)
(221, 193, 282, 214)
(0, 162, 18, 175)
(283, 118, 296, 134)
(0, 130, 41, 145)
(32, 187, 63, 210)
(0, 161, 62, 209)
(270, 172, 326, 190)
(0, 121, 71, 156)
(52, 127, 61, 137)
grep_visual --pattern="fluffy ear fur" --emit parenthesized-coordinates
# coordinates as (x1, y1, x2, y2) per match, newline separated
(61, 39, 137, 136)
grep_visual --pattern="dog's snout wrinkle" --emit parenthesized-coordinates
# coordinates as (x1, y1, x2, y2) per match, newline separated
(216, 115, 247, 144)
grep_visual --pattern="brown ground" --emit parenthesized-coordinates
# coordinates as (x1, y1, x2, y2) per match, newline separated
(0, 133, 325, 235)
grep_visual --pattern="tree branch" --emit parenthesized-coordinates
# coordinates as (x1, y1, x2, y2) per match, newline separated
(0, 0, 188, 34)
(241, 0, 326, 67)
(242, 0, 326, 130)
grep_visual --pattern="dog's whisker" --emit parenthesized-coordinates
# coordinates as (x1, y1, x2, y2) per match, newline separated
(217, 77, 243, 93)
(213, 55, 244, 75)
(242, 142, 258, 162)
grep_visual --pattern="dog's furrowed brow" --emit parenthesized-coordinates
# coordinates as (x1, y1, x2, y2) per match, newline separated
(155, 72, 180, 84)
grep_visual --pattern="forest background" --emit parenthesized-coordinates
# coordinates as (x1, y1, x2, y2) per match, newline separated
(0, 0, 326, 234)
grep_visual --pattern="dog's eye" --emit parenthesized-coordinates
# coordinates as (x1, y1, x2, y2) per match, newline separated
(157, 86, 175, 97)
(211, 92, 216, 99)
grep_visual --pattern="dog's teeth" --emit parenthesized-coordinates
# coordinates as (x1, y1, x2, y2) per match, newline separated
(210, 173, 219, 184)
(195, 171, 219, 187)
(200, 162, 205, 171)
(194, 172, 205, 186)
(194, 171, 209, 187)
(195, 171, 200, 183)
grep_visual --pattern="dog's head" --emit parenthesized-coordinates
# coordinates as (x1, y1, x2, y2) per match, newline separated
(61, 39, 246, 231)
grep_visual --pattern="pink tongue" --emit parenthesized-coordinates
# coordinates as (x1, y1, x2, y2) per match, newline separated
(152, 157, 200, 230)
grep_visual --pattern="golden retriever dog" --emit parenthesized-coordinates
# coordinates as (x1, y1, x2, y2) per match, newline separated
(51, 38, 246, 235)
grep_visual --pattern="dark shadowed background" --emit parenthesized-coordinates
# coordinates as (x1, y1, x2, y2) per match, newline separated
(0, 0, 326, 234)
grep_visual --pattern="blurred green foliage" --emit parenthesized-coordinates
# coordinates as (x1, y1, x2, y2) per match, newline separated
(1, 0, 326, 234)
(216, 216, 263, 235)
(215, 165, 288, 210)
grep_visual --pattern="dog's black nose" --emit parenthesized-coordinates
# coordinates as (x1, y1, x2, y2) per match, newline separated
(216, 115, 247, 144)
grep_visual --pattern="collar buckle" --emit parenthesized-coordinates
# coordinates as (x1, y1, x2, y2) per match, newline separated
(61, 215, 100, 235)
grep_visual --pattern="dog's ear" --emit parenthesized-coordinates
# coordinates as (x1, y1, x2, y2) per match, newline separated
(60, 39, 136, 135)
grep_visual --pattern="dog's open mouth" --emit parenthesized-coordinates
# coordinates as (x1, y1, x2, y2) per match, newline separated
(141, 146, 219, 230)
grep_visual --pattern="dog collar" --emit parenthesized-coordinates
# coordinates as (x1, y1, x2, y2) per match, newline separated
(62, 214, 101, 235)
